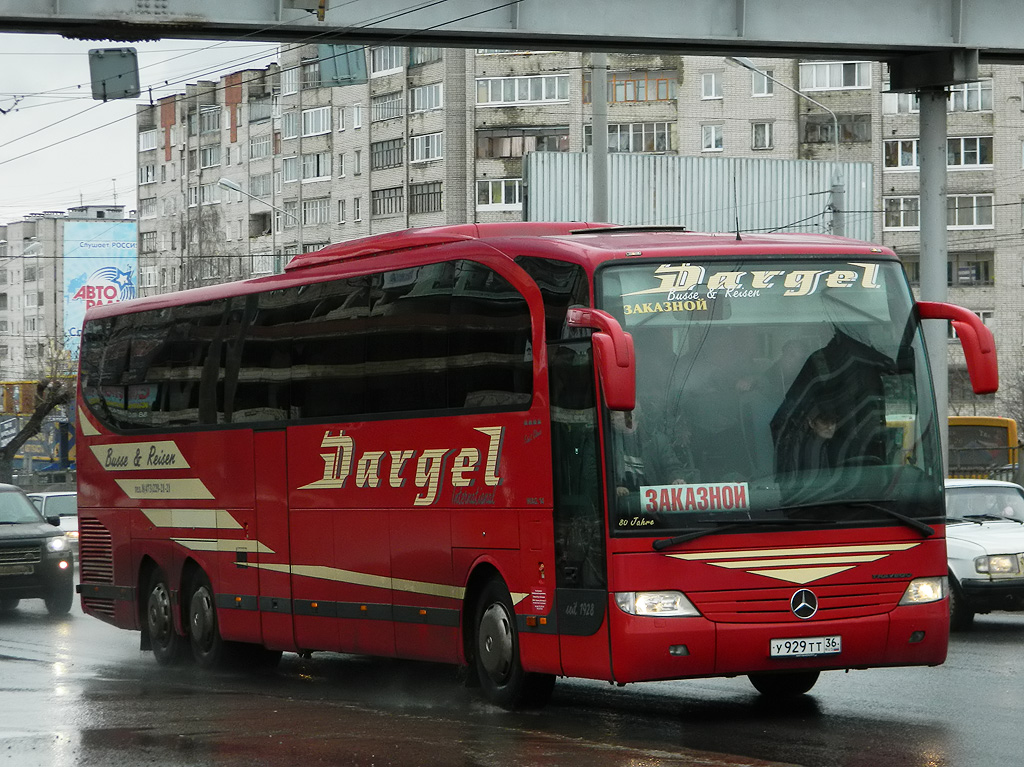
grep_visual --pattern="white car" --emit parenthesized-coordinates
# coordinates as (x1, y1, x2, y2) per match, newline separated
(26, 491, 78, 557)
(945, 478, 1024, 631)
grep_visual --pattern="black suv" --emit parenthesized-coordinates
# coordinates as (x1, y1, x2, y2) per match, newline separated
(0, 483, 74, 615)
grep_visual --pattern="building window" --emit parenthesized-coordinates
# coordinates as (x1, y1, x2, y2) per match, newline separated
(476, 75, 570, 106)
(408, 47, 442, 66)
(882, 90, 920, 114)
(302, 197, 331, 225)
(701, 71, 722, 100)
(701, 124, 723, 152)
(751, 70, 774, 96)
(249, 96, 273, 122)
(250, 173, 273, 197)
(478, 126, 569, 157)
(371, 92, 403, 122)
(476, 178, 523, 210)
(249, 134, 273, 160)
(354, 197, 362, 221)
(370, 138, 403, 170)
(139, 164, 157, 185)
(371, 186, 404, 216)
(410, 132, 443, 163)
(409, 83, 443, 113)
(948, 194, 994, 229)
(801, 113, 871, 143)
(139, 197, 158, 218)
(883, 197, 920, 230)
(301, 106, 331, 136)
(282, 157, 298, 183)
(138, 130, 158, 151)
(141, 232, 157, 253)
(199, 145, 221, 168)
(281, 67, 299, 95)
(948, 136, 993, 168)
(410, 182, 443, 214)
(583, 70, 677, 103)
(281, 201, 298, 229)
(949, 256, 994, 287)
(752, 122, 774, 149)
(300, 59, 321, 89)
(884, 139, 919, 169)
(198, 106, 220, 134)
(584, 122, 675, 153)
(282, 111, 298, 140)
(948, 79, 992, 112)
(799, 61, 871, 90)
(370, 46, 404, 76)
(301, 151, 331, 181)
(353, 104, 363, 128)
(338, 199, 346, 223)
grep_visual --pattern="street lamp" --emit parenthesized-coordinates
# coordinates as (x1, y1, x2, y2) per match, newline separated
(217, 178, 299, 223)
(726, 57, 845, 236)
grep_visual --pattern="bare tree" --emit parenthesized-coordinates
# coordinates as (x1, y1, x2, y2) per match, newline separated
(0, 378, 74, 484)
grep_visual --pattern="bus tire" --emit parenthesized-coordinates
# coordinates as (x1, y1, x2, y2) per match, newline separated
(748, 670, 820, 697)
(187, 570, 231, 668)
(0, 598, 20, 612)
(949, 575, 975, 632)
(473, 578, 555, 710)
(146, 569, 189, 665)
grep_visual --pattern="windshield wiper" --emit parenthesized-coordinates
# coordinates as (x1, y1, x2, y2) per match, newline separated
(962, 513, 1024, 525)
(652, 519, 808, 551)
(848, 501, 934, 537)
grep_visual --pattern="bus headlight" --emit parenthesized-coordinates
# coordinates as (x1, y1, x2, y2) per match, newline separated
(614, 591, 701, 617)
(46, 536, 68, 553)
(975, 555, 1022, 575)
(898, 577, 946, 605)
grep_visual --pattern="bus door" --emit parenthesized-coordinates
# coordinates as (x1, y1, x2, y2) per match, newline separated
(549, 341, 613, 680)
(253, 429, 296, 652)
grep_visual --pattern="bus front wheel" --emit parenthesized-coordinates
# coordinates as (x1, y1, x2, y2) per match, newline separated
(473, 578, 555, 710)
(748, 670, 820, 697)
(146, 569, 189, 665)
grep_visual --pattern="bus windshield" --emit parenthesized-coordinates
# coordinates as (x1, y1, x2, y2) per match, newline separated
(595, 258, 943, 534)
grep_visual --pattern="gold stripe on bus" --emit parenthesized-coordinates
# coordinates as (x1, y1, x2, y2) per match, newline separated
(78, 408, 101, 436)
(701, 554, 889, 568)
(668, 542, 920, 561)
(89, 441, 191, 472)
(245, 562, 528, 604)
(746, 566, 858, 584)
(144, 509, 243, 530)
(115, 478, 214, 500)
(172, 538, 275, 554)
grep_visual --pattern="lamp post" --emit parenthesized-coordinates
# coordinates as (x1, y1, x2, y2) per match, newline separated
(727, 57, 845, 237)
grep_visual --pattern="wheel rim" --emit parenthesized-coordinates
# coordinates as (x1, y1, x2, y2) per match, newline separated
(189, 586, 216, 652)
(478, 602, 514, 684)
(148, 583, 174, 645)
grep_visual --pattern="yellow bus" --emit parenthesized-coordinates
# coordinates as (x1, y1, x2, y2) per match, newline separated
(948, 416, 1019, 479)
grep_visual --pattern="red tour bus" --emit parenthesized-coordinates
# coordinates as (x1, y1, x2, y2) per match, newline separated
(76, 223, 997, 708)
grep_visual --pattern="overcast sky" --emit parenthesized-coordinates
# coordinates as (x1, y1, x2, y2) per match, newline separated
(0, 33, 279, 224)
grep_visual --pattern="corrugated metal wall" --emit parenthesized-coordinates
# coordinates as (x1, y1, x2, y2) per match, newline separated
(524, 153, 875, 242)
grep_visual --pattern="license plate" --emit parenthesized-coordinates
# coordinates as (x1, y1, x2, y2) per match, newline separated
(0, 564, 34, 576)
(770, 635, 841, 657)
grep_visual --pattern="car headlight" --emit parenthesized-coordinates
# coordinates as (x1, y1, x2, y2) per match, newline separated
(614, 591, 701, 617)
(899, 577, 947, 605)
(975, 555, 1022, 575)
(46, 536, 68, 553)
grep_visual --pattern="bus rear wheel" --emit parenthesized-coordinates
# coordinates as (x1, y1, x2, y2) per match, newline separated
(188, 571, 230, 668)
(748, 670, 820, 697)
(146, 569, 189, 665)
(473, 578, 554, 709)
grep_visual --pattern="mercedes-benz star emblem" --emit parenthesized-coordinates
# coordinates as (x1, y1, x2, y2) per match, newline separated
(790, 589, 818, 619)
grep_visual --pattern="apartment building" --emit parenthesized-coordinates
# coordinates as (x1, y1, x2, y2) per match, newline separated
(135, 46, 1022, 417)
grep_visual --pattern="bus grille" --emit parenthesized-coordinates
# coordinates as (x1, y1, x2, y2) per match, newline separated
(78, 518, 114, 584)
(0, 545, 42, 566)
(692, 581, 908, 623)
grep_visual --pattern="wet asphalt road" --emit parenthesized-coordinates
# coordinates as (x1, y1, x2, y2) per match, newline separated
(1, 594, 1022, 767)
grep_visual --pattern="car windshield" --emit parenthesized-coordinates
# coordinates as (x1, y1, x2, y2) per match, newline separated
(946, 486, 1024, 523)
(596, 257, 944, 535)
(0, 489, 46, 524)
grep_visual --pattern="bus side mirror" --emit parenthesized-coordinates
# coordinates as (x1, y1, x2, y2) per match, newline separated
(566, 308, 636, 411)
(917, 301, 999, 394)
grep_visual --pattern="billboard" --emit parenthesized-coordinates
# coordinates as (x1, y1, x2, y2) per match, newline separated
(63, 220, 137, 358)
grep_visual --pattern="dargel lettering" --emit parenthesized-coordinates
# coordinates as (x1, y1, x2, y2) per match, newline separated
(301, 426, 504, 506)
